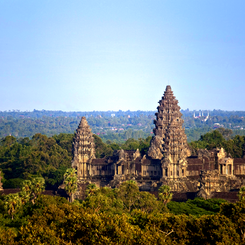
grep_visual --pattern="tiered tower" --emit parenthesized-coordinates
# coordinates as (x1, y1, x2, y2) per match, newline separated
(72, 117, 96, 180)
(148, 85, 190, 179)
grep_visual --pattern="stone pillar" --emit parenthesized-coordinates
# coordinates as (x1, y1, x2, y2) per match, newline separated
(88, 164, 91, 176)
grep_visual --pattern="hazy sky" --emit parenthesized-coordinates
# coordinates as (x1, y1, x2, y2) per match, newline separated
(1, 1, 245, 111)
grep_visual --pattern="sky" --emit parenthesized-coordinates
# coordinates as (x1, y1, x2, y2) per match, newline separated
(0, 0, 245, 112)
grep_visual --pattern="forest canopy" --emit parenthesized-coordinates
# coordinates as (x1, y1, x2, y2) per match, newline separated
(0, 180, 244, 244)
(0, 112, 245, 243)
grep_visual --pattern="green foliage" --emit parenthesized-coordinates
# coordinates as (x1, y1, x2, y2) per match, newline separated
(0, 133, 150, 189)
(3, 178, 24, 188)
(0, 134, 72, 188)
(190, 130, 225, 151)
(9, 177, 46, 206)
(219, 201, 245, 242)
(52, 133, 74, 157)
(121, 137, 151, 155)
(4, 193, 22, 220)
(197, 214, 240, 244)
(93, 134, 115, 158)
(238, 186, 245, 201)
(168, 198, 227, 216)
(83, 181, 166, 215)
(0, 227, 17, 244)
(64, 168, 77, 202)
(1, 110, 245, 144)
(85, 183, 98, 197)
(1, 129, 245, 190)
(0, 185, 243, 244)
(190, 129, 245, 158)
(44, 166, 68, 189)
(158, 185, 173, 206)
(29, 177, 45, 204)
(84, 187, 124, 214)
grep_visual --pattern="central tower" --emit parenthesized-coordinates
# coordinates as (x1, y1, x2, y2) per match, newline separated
(72, 117, 96, 181)
(148, 85, 190, 179)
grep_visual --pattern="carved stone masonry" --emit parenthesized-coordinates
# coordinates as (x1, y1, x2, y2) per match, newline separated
(72, 117, 96, 180)
(148, 85, 190, 179)
(70, 85, 244, 198)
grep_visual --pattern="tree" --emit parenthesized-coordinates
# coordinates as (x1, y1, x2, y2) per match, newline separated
(4, 193, 21, 220)
(20, 177, 45, 204)
(217, 128, 233, 140)
(0, 135, 16, 147)
(64, 168, 77, 202)
(85, 183, 98, 197)
(30, 177, 45, 204)
(19, 180, 32, 204)
(117, 180, 140, 212)
(239, 186, 245, 201)
(158, 185, 172, 206)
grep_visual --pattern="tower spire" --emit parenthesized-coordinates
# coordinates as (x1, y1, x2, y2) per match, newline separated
(148, 85, 190, 179)
(72, 117, 96, 180)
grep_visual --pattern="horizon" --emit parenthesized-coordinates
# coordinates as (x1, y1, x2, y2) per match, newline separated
(1, 1, 245, 111)
(1, 108, 245, 113)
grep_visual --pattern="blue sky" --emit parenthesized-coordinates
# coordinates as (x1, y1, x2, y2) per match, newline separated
(0, 0, 245, 111)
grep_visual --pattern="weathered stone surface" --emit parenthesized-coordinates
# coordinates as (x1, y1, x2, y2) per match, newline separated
(196, 186, 208, 200)
(147, 136, 164, 159)
(148, 85, 190, 181)
(198, 169, 240, 197)
(72, 117, 96, 181)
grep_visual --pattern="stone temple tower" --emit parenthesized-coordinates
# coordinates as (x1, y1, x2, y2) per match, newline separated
(148, 85, 190, 179)
(72, 117, 96, 180)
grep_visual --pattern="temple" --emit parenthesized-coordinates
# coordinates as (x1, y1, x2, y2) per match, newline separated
(72, 116, 96, 180)
(72, 85, 245, 199)
(148, 85, 190, 180)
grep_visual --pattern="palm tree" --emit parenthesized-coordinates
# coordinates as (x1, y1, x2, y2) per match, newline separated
(158, 185, 173, 206)
(85, 183, 98, 197)
(20, 180, 32, 204)
(4, 193, 21, 220)
(238, 186, 245, 201)
(30, 177, 45, 204)
(20, 178, 45, 204)
(64, 168, 77, 202)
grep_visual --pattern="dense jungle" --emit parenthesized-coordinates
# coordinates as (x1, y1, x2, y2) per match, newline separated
(1, 111, 245, 244)
(1, 179, 245, 244)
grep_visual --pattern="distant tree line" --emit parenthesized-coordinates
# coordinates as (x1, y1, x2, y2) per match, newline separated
(1, 110, 245, 142)
(190, 128, 245, 158)
(2, 109, 245, 118)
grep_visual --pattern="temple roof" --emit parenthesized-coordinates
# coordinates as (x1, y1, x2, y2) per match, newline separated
(91, 158, 108, 165)
(234, 158, 245, 164)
